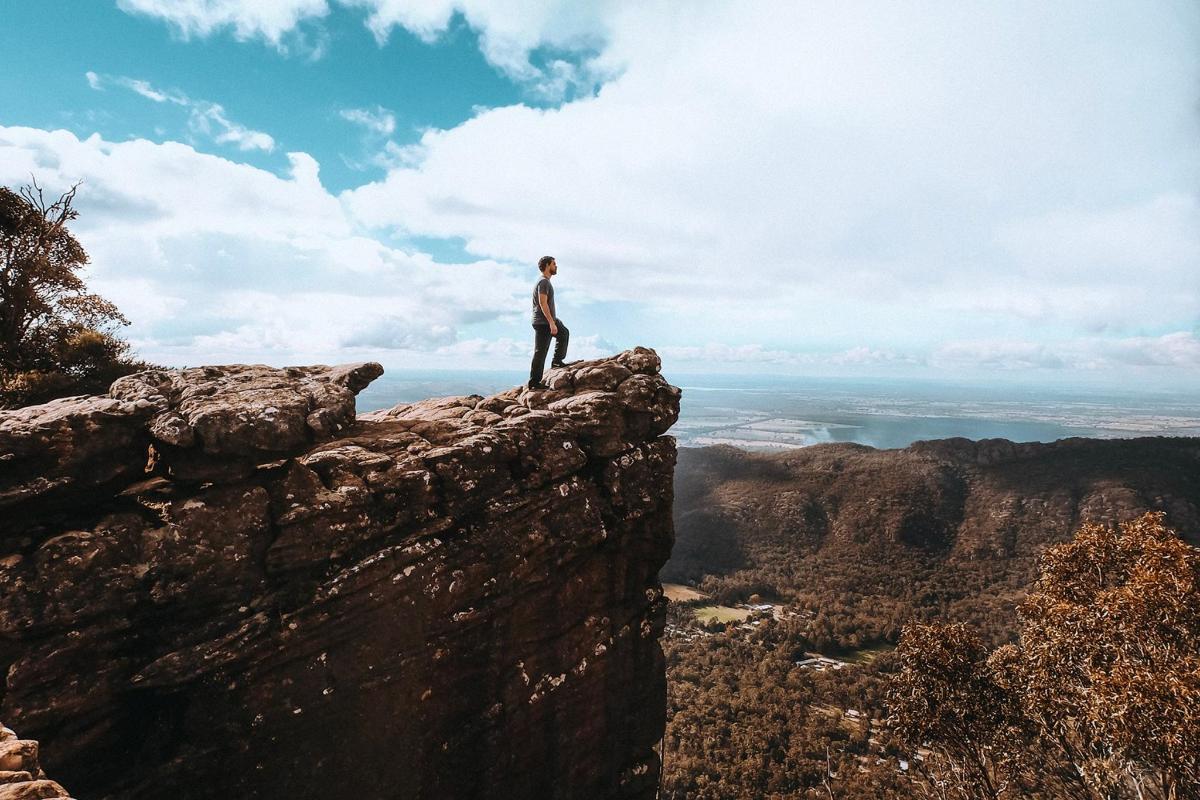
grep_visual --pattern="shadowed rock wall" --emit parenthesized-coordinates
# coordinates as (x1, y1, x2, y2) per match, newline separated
(0, 348, 680, 800)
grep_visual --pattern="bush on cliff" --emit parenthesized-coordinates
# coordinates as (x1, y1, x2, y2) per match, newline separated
(0, 180, 151, 407)
(888, 511, 1199, 800)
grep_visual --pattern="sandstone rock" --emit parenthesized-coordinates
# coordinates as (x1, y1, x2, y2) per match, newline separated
(0, 772, 35, 785)
(0, 363, 383, 536)
(0, 741, 37, 774)
(0, 349, 679, 800)
(0, 736, 71, 800)
(0, 395, 155, 532)
(110, 362, 383, 479)
(0, 779, 70, 800)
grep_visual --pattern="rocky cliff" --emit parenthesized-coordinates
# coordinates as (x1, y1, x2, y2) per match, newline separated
(0, 348, 680, 800)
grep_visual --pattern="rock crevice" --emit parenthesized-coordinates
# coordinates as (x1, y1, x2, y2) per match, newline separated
(0, 348, 680, 800)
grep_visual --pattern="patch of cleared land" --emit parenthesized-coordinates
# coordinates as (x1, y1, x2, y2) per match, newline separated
(662, 583, 708, 602)
(842, 644, 895, 664)
(693, 605, 753, 624)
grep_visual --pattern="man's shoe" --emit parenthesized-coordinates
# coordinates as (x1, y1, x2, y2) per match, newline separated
(550, 360, 579, 369)
(527, 381, 548, 390)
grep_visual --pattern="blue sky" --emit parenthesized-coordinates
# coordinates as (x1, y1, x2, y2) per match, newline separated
(1, 1, 1198, 385)
(3, 4, 524, 193)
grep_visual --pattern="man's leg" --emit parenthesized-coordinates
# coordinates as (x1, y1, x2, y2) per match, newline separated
(529, 324, 551, 386)
(550, 321, 570, 367)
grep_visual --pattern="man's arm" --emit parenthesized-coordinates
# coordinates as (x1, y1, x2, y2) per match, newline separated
(538, 290, 557, 335)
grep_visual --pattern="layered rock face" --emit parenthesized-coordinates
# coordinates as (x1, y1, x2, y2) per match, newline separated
(0, 349, 680, 800)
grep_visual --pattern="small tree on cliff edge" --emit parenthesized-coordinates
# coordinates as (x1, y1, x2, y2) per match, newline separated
(0, 179, 150, 407)
(888, 511, 1199, 800)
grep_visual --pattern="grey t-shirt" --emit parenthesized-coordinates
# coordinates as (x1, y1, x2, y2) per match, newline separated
(532, 277, 555, 324)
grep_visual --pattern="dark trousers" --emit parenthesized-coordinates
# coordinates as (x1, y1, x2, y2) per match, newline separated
(530, 320, 569, 384)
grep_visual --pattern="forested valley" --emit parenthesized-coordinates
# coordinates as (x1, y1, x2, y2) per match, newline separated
(659, 441, 1200, 799)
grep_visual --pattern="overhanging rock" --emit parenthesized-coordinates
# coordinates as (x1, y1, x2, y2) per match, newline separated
(0, 347, 680, 800)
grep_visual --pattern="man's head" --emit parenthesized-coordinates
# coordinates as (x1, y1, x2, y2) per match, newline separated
(538, 255, 557, 276)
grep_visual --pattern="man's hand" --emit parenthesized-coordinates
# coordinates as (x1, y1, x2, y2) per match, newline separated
(549, 322, 558, 335)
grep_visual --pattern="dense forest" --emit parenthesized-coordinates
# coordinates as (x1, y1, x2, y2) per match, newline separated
(659, 441, 1200, 799)
(662, 615, 909, 799)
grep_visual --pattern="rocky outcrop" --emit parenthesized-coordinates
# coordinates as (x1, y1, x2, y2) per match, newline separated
(0, 723, 73, 800)
(0, 349, 680, 800)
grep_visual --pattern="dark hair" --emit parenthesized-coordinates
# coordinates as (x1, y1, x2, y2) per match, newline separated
(538, 255, 555, 273)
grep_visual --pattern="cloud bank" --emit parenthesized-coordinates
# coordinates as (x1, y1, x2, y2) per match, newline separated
(7, 2, 1199, 382)
(0, 125, 527, 367)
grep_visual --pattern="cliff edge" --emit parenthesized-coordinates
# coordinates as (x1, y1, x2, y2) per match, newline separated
(0, 348, 681, 800)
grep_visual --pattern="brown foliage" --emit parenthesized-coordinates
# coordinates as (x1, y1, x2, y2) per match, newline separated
(0, 179, 149, 406)
(662, 630, 909, 800)
(889, 512, 1200, 800)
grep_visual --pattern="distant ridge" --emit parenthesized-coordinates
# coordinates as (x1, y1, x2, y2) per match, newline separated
(668, 436, 1199, 645)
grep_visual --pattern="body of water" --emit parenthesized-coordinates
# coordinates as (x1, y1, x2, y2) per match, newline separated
(356, 370, 1200, 451)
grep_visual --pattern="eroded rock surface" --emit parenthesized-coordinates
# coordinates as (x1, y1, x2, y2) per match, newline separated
(0, 348, 680, 800)
(0, 722, 73, 799)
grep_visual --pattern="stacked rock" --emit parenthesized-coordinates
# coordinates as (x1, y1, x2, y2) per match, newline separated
(0, 724, 73, 799)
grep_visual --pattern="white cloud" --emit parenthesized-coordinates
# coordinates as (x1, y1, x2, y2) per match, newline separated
(659, 343, 918, 370)
(660, 344, 814, 366)
(1090, 331, 1200, 368)
(117, 0, 330, 49)
(931, 340, 1067, 371)
(0, 126, 529, 366)
(344, 0, 619, 94)
(997, 194, 1200, 285)
(338, 2, 1200, 346)
(189, 102, 276, 152)
(122, 76, 185, 104)
(339, 105, 397, 136)
(118, 0, 616, 96)
(932, 332, 1200, 371)
(829, 347, 918, 367)
(86, 72, 276, 152)
(35, 4, 1200, 382)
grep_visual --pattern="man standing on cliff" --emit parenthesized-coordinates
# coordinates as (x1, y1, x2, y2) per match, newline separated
(528, 255, 573, 389)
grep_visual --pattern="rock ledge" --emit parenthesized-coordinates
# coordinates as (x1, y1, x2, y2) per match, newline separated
(0, 348, 680, 800)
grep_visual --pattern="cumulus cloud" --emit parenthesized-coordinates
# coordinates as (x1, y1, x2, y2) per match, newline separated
(427, 334, 613, 363)
(660, 332, 1200, 375)
(339, 2, 1200, 345)
(932, 332, 1200, 371)
(1087, 331, 1200, 368)
(345, 0, 619, 96)
(117, 0, 330, 51)
(0, 125, 528, 366)
(86, 72, 276, 152)
(34, 4, 1200, 379)
(658, 344, 917, 370)
(118, 0, 616, 96)
(931, 340, 1067, 371)
(339, 105, 397, 136)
